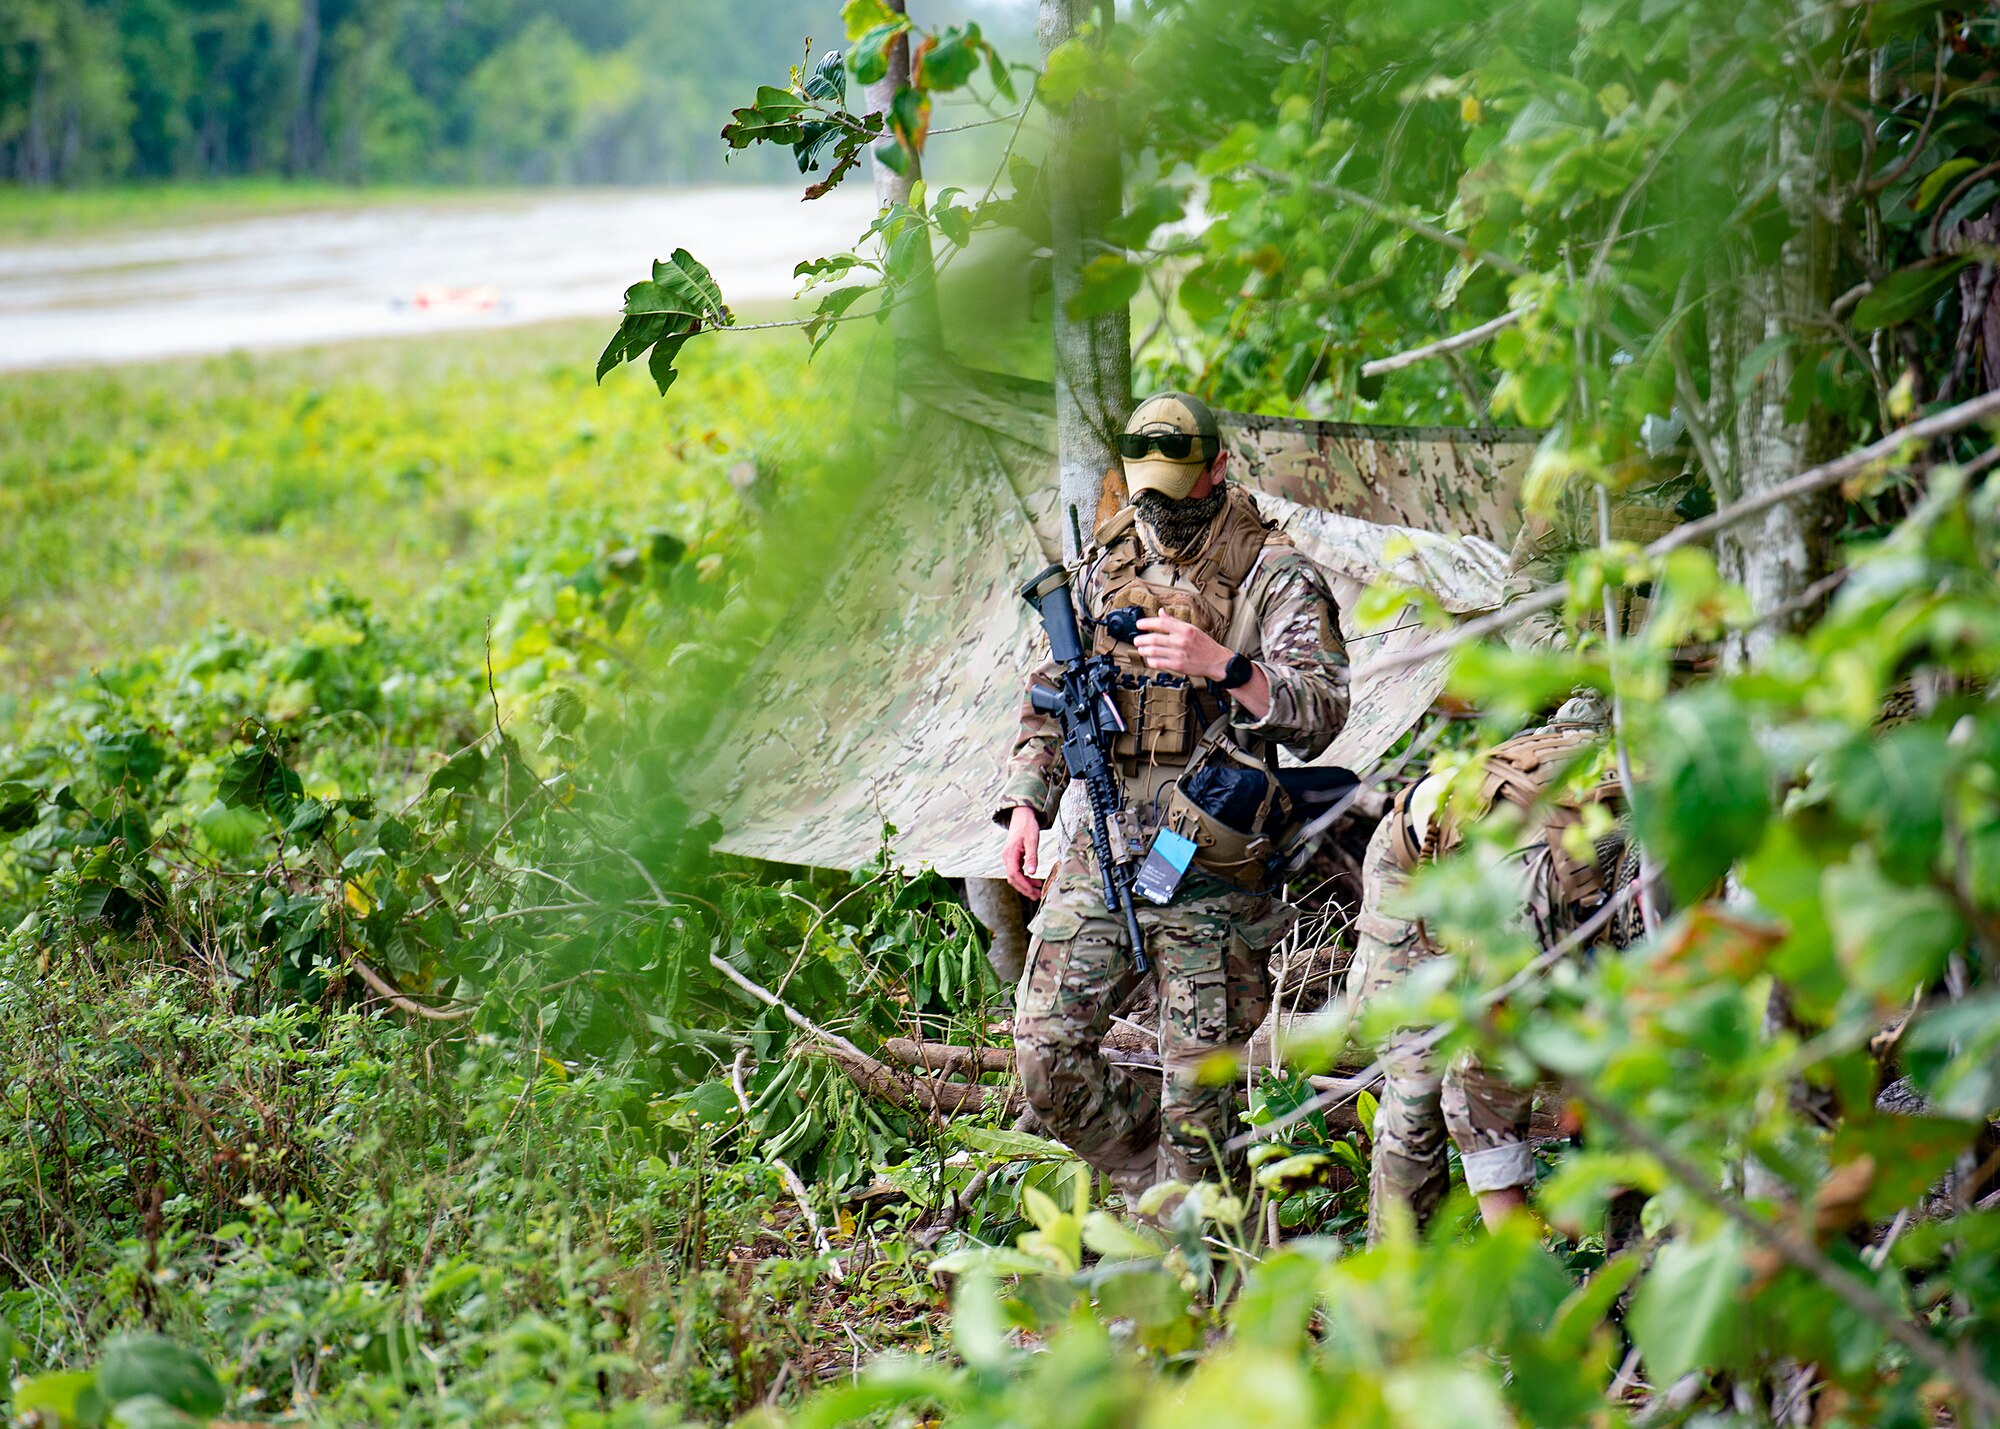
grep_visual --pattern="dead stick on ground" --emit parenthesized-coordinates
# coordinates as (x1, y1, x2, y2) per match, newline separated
(1360, 387, 2000, 681)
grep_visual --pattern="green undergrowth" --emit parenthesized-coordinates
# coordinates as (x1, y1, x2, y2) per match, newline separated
(0, 320, 1034, 1422)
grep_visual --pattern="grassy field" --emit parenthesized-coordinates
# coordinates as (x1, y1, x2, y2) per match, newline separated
(0, 318, 862, 722)
(0, 179, 551, 239)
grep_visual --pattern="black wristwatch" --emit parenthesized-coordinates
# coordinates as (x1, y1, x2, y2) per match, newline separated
(1219, 653, 1256, 690)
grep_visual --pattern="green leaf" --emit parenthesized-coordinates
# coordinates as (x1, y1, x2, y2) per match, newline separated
(1830, 1115, 1978, 1220)
(1822, 849, 1965, 998)
(916, 26, 982, 94)
(888, 84, 929, 153)
(848, 23, 904, 87)
(1741, 822, 1842, 1014)
(89, 728, 165, 786)
(1631, 688, 1769, 903)
(1914, 157, 1980, 213)
(793, 49, 851, 175)
(1821, 724, 1949, 880)
(426, 746, 487, 796)
(803, 284, 871, 354)
(1039, 37, 1099, 109)
(1852, 257, 1972, 332)
(1629, 1232, 1747, 1383)
(1066, 254, 1143, 318)
(956, 1125, 1076, 1161)
(625, 250, 730, 327)
(15, 1368, 107, 1427)
(840, 0, 904, 42)
(928, 1245, 1052, 1277)
(95, 1335, 226, 1421)
(1080, 1210, 1165, 1260)
(0, 781, 40, 834)
(720, 84, 807, 150)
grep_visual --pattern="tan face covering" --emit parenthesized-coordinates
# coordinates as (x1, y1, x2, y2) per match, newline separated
(1133, 486, 1226, 556)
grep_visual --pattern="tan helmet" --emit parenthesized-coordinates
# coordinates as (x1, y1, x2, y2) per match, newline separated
(1120, 391, 1221, 499)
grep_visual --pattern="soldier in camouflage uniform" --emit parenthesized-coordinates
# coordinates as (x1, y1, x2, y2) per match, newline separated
(1350, 693, 1647, 1238)
(998, 392, 1351, 1197)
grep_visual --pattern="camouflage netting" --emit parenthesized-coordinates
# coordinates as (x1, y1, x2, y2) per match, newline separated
(691, 373, 1536, 878)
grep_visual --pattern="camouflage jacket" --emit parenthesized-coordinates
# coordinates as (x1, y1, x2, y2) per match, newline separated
(996, 491, 1351, 828)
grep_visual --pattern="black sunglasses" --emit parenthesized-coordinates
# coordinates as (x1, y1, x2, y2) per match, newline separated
(1117, 430, 1213, 462)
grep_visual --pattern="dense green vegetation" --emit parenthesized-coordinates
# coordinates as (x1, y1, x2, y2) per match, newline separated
(0, 0, 1027, 189)
(0, 318, 1057, 1423)
(2, 0, 1999, 1425)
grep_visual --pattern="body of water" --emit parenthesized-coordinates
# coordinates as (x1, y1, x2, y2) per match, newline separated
(0, 187, 875, 371)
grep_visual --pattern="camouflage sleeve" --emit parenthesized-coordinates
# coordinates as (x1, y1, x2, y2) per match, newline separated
(995, 654, 1067, 826)
(1230, 550, 1350, 760)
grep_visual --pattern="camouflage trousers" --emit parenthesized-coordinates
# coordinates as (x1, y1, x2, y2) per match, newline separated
(1348, 813, 1540, 1239)
(1015, 836, 1291, 1197)
(1347, 806, 1643, 1239)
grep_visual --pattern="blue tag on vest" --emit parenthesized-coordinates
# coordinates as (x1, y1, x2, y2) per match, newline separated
(1134, 827, 1197, 905)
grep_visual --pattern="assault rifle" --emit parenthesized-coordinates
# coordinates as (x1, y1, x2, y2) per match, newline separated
(1018, 563, 1150, 973)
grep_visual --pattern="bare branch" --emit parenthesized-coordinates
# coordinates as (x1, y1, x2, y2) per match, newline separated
(1360, 306, 1532, 377)
(1360, 386, 2000, 680)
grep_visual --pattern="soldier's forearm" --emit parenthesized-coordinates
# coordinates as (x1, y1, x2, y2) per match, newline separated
(1227, 663, 1272, 721)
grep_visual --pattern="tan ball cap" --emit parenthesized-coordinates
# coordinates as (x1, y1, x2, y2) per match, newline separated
(1121, 390, 1221, 499)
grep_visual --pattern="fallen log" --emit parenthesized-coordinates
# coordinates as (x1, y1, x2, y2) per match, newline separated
(882, 1039, 1015, 1077)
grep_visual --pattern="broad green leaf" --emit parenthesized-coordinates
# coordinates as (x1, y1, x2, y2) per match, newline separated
(1852, 257, 1971, 332)
(95, 1336, 225, 1421)
(426, 746, 487, 796)
(1631, 688, 1769, 902)
(1629, 1231, 1747, 1383)
(108, 1396, 200, 1429)
(915, 27, 983, 94)
(955, 1125, 1076, 1161)
(950, 1271, 1011, 1372)
(927, 1245, 1051, 1277)
(1914, 157, 1980, 212)
(1065, 253, 1143, 318)
(0, 780, 39, 834)
(1822, 849, 1965, 998)
(1382, 1365, 1510, 1429)
(1820, 724, 1949, 879)
(1080, 1210, 1165, 1260)
(720, 85, 807, 150)
(1829, 1115, 1978, 1219)
(1038, 37, 1100, 109)
(1740, 822, 1841, 1013)
(1902, 992, 2000, 1118)
(15, 1369, 107, 1427)
(840, 0, 905, 42)
(847, 23, 904, 87)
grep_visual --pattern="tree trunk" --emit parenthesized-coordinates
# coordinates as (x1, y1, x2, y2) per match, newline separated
(289, 0, 322, 177)
(1710, 66, 1839, 670)
(866, 0, 944, 366)
(1040, 0, 1132, 558)
(962, 876, 1028, 983)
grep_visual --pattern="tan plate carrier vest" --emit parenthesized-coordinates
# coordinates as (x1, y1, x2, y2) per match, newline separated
(1083, 486, 1294, 889)
(1084, 485, 1290, 769)
(1384, 724, 1625, 906)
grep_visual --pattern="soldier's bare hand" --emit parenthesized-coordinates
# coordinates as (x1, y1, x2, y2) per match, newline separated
(1133, 614, 1230, 681)
(1003, 804, 1045, 899)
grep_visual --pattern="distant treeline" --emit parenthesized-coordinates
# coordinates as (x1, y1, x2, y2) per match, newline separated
(0, 0, 873, 187)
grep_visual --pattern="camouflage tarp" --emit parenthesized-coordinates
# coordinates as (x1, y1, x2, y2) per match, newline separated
(693, 377, 1535, 878)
